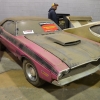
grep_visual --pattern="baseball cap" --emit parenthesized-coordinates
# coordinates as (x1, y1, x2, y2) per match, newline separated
(52, 3, 59, 7)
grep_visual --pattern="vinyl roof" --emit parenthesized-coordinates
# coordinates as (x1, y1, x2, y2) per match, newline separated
(0, 16, 51, 25)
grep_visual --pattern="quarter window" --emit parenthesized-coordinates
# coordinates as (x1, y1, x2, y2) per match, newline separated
(2, 21, 16, 35)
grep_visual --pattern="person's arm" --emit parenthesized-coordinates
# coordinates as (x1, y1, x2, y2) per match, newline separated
(51, 10, 58, 25)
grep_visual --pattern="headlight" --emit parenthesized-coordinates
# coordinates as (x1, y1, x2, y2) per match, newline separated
(57, 69, 69, 80)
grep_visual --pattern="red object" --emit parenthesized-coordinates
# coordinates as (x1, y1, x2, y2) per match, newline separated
(42, 24, 58, 32)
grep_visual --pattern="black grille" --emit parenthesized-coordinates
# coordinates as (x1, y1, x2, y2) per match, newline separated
(62, 58, 100, 79)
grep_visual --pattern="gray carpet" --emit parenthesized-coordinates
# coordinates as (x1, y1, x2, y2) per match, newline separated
(0, 57, 22, 73)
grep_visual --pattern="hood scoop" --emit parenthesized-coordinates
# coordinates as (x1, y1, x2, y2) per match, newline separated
(47, 33, 81, 46)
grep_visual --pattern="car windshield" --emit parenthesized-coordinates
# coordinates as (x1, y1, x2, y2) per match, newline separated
(17, 20, 61, 35)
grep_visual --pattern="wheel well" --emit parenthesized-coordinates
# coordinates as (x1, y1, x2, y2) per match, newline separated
(21, 56, 33, 65)
(21, 56, 27, 63)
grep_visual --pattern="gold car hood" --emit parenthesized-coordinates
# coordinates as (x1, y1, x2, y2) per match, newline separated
(25, 32, 100, 69)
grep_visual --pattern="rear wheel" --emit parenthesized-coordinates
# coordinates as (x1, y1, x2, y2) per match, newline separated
(23, 60, 45, 87)
(0, 42, 6, 51)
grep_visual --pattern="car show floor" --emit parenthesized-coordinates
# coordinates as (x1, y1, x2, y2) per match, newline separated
(0, 50, 100, 100)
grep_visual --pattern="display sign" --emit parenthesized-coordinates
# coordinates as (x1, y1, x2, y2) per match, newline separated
(40, 22, 58, 32)
(23, 30, 34, 34)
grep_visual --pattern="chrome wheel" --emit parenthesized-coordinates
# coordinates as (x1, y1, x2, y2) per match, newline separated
(23, 60, 45, 87)
(26, 63, 37, 81)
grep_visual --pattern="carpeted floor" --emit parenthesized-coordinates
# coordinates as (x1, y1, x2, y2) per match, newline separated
(0, 57, 22, 73)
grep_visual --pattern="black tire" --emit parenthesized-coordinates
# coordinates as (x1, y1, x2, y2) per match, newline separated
(0, 42, 6, 51)
(23, 60, 45, 87)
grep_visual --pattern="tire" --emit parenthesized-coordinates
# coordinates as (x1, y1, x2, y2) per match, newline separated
(23, 60, 45, 87)
(0, 42, 6, 51)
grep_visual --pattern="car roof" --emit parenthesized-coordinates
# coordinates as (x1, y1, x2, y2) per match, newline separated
(0, 16, 51, 25)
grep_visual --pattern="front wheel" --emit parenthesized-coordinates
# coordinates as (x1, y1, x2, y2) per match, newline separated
(23, 60, 45, 87)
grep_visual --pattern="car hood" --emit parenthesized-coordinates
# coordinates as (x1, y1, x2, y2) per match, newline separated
(25, 32, 100, 69)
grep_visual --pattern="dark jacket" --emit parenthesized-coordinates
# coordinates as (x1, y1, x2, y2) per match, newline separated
(48, 8, 59, 25)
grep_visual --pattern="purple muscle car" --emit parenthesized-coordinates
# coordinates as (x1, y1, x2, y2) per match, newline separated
(0, 16, 100, 87)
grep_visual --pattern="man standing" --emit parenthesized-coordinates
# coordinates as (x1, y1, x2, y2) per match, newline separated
(48, 3, 59, 25)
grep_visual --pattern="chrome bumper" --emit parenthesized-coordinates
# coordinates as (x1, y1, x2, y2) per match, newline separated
(52, 65, 100, 86)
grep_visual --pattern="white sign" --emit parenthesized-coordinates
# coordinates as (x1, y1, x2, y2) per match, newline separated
(23, 30, 34, 34)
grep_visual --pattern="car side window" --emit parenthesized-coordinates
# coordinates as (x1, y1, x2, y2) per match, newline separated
(2, 21, 16, 35)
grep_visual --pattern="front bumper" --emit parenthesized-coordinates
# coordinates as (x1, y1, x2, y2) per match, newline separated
(52, 64, 100, 86)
